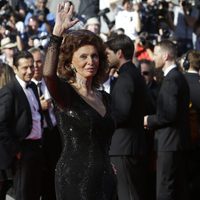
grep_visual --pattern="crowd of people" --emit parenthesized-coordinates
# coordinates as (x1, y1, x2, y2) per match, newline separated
(0, 0, 200, 200)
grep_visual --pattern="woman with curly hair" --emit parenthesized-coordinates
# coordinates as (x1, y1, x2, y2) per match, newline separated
(43, 1, 117, 200)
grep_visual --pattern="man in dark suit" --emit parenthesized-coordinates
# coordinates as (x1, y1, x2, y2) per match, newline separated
(144, 40, 191, 200)
(106, 34, 148, 200)
(0, 51, 44, 200)
(139, 59, 161, 115)
(183, 50, 200, 200)
(139, 59, 161, 200)
(29, 47, 62, 200)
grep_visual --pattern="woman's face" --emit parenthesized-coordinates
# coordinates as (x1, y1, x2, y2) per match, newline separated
(71, 45, 99, 79)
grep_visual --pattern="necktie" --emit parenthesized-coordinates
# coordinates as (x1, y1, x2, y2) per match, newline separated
(37, 82, 53, 129)
(37, 82, 43, 97)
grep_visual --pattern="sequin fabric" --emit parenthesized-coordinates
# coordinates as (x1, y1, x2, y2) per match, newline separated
(54, 85, 117, 200)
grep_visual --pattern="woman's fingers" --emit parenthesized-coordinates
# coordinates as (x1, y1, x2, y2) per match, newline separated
(64, 1, 71, 13)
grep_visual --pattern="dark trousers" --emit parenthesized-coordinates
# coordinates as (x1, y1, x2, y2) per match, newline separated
(42, 126, 62, 200)
(0, 179, 12, 200)
(0, 169, 13, 200)
(187, 145, 200, 200)
(14, 140, 44, 200)
(156, 151, 189, 200)
(111, 156, 147, 200)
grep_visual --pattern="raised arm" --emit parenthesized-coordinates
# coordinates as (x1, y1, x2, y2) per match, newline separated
(43, 1, 78, 106)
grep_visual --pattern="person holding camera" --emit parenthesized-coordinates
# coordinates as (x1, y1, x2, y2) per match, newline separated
(115, 0, 141, 41)
(173, 0, 199, 56)
(24, 0, 55, 33)
(24, 15, 49, 49)
(0, 4, 24, 55)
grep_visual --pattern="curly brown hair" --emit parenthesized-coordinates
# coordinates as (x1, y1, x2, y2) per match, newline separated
(58, 30, 109, 89)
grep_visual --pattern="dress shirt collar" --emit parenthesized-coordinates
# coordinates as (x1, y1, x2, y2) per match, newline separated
(32, 78, 44, 85)
(187, 70, 199, 74)
(163, 64, 177, 77)
(15, 75, 30, 89)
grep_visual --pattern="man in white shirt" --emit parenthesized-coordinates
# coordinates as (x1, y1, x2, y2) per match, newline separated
(173, 0, 199, 55)
(29, 47, 61, 200)
(115, 0, 141, 40)
(0, 50, 44, 200)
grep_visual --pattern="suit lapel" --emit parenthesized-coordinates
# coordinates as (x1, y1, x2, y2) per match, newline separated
(13, 78, 43, 129)
(13, 78, 32, 118)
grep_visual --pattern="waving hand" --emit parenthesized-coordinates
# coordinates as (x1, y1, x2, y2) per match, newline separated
(53, 1, 79, 36)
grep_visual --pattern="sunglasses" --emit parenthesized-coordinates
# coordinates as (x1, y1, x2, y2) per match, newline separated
(142, 71, 150, 76)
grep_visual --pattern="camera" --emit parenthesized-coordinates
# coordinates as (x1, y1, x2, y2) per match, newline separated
(30, 33, 50, 49)
(98, 8, 110, 17)
(98, 8, 115, 30)
(3, 25, 19, 41)
(161, 28, 170, 39)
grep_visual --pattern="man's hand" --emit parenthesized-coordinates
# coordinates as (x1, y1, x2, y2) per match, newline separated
(144, 115, 148, 128)
(40, 95, 52, 111)
(16, 152, 21, 160)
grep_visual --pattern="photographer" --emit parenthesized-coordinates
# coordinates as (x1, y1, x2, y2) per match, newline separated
(141, 0, 159, 35)
(1, 24, 23, 51)
(24, 0, 55, 32)
(173, 0, 199, 56)
(0, 1, 24, 51)
(0, 5, 24, 67)
(141, 0, 173, 38)
(98, 0, 121, 35)
(115, 0, 141, 40)
(23, 15, 49, 50)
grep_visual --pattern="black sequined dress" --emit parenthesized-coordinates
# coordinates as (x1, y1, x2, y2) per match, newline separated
(43, 35, 117, 200)
(54, 84, 116, 200)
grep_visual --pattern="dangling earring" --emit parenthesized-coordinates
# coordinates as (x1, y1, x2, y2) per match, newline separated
(71, 64, 77, 73)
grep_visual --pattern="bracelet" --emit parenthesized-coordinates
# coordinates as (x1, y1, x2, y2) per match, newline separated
(49, 34, 63, 45)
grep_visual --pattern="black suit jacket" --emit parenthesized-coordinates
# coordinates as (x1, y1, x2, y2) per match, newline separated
(0, 78, 42, 169)
(148, 67, 191, 151)
(145, 79, 161, 115)
(109, 61, 147, 156)
(184, 72, 200, 113)
(184, 72, 200, 144)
